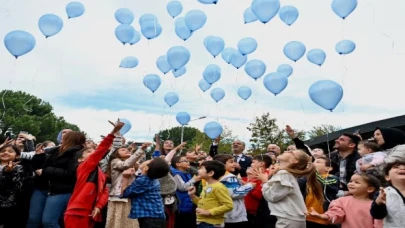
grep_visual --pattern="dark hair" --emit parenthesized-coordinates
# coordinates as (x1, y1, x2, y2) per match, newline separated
(253, 155, 272, 168)
(317, 157, 332, 167)
(106, 146, 127, 179)
(384, 160, 405, 176)
(213, 154, 233, 165)
(42, 141, 54, 148)
(0, 144, 21, 157)
(147, 157, 170, 179)
(60, 131, 86, 153)
(354, 173, 381, 199)
(171, 155, 185, 168)
(362, 142, 381, 152)
(201, 160, 226, 180)
(75, 147, 93, 161)
(342, 133, 361, 146)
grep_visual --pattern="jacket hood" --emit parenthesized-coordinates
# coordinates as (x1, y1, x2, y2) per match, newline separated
(377, 128, 405, 150)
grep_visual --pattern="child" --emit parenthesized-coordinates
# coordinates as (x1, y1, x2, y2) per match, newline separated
(370, 161, 405, 227)
(0, 144, 24, 228)
(64, 121, 124, 228)
(243, 155, 272, 227)
(356, 141, 386, 173)
(170, 155, 200, 228)
(309, 173, 383, 228)
(262, 150, 323, 227)
(303, 157, 339, 228)
(121, 157, 170, 228)
(188, 160, 233, 228)
(213, 154, 253, 227)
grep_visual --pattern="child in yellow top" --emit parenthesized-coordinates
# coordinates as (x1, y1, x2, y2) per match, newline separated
(188, 160, 233, 228)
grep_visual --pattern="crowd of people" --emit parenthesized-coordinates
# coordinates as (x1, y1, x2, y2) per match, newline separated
(0, 120, 404, 228)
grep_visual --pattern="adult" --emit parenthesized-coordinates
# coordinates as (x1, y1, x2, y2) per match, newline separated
(374, 128, 405, 163)
(329, 133, 361, 195)
(27, 131, 85, 228)
(266, 144, 281, 161)
(231, 139, 251, 177)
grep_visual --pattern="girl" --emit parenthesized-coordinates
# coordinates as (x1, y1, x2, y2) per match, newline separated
(153, 134, 174, 157)
(356, 141, 385, 173)
(262, 150, 323, 228)
(27, 131, 86, 228)
(0, 144, 24, 228)
(309, 173, 383, 228)
(105, 143, 149, 228)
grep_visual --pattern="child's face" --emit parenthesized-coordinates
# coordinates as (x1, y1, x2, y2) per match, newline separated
(0, 147, 18, 163)
(276, 151, 299, 169)
(311, 148, 324, 159)
(140, 160, 151, 175)
(225, 159, 236, 172)
(186, 151, 198, 160)
(386, 163, 405, 184)
(198, 165, 212, 180)
(78, 148, 95, 162)
(251, 159, 263, 169)
(118, 148, 131, 159)
(313, 158, 330, 174)
(347, 174, 375, 196)
(176, 157, 190, 170)
(357, 144, 371, 157)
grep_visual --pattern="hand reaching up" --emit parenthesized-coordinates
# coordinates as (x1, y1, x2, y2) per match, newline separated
(109, 119, 125, 135)
(285, 125, 296, 139)
(375, 187, 386, 205)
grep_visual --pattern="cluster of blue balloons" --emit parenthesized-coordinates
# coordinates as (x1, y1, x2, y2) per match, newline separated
(245, 1, 299, 26)
(155, 46, 191, 77)
(174, 10, 207, 41)
(4, 1, 85, 58)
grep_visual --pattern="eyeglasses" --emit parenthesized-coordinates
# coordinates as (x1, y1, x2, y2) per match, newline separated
(180, 160, 189, 163)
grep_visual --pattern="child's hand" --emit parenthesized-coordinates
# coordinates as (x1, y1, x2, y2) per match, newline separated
(109, 119, 125, 135)
(141, 142, 152, 150)
(375, 187, 386, 205)
(35, 169, 42, 176)
(90, 207, 101, 219)
(122, 168, 135, 178)
(360, 163, 373, 172)
(196, 208, 211, 216)
(4, 161, 17, 172)
(176, 142, 187, 150)
(307, 208, 329, 220)
(192, 175, 201, 182)
(187, 186, 196, 196)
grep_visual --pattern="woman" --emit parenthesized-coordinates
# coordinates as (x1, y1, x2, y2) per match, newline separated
(27, 131, 85, 228)
(374, 128, 405, 163)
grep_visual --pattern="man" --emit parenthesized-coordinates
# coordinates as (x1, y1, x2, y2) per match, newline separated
(266, 144, 280, 161)
(329, 133, 361, 196)
(231, 139, 252, 177)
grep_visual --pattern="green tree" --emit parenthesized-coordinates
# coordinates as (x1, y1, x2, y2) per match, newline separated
(158, 126, 201, 148)
(307, 124, 342, 139)
(0, 90, 81, 143)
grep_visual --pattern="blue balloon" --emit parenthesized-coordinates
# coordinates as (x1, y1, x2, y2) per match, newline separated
(309, 80, 343, 111)
(307, 49, 326, 66)
(198, 0, 218, 4)
(167, 46, 191, 70)
(139, 14, 158, 25)
(251, 0, 280, 24)
(167, 1, 183, 18)
(4, 30, 36, 58)
(243, 7, 258, 24)
(238, 86, 252, 100)
(230, 51, 248, 69)
(210, 88, 225, 103)
(141, 21, 162, 40)
(263, 72, 288, 95)
(164, 92, 179, 107)
(331, 0, 357, 19)
(335, 40, 356, 55)
(244, 59, 266, 80)
(276, 64, 293, 77)
(143, 74, 161, 93)
(38, 14, 64, 38)
(176, 112, 191, 125)
(198, 79, 211, 92)
(175, 17, 192, 41)
(172, 66, 186, 78)
(184, 10, 207, 32)
(203, 64, 221, 84)
(156, 55, 172, 74)
(129, 30, 141, 45)
(66, 2, 85, 19)
(115, 24, 135, 44)
(119, 56, 139, 68)
(204, 36, 225, 58)
(115, 8, 134, 24)
(204, 121, 223, 140)
(283, 41, 306, 62)
(117, 118, 132, 135)
(278, 5, 299, 26)
(221, 47, 238, 64)
(237, 37, 257, 55)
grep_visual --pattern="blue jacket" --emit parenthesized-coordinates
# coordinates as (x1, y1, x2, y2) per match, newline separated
(170, 167, 194, 214)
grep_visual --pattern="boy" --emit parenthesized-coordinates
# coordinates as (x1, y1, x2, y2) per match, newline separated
(188, 160, 233, 228)
(303, 157, 339, 228)
(213, 154, 254, 227)
(371, 161, 405, 227)
(121, 157, 170, 228)
(64, 121, 124, 228)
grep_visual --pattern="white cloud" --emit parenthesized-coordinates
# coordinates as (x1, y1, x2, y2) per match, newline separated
(1, 0, 405, 144)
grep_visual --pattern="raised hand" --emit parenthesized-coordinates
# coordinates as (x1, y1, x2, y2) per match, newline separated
(122, 168, 135, 178)
(141, 142, 152, 150)
(109, 119, 125, 135)
(375, 187, 386, 205)
(285, 125, 296, 138)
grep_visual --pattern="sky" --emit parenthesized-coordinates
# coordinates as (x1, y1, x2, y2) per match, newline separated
(0, 0, 404, 145)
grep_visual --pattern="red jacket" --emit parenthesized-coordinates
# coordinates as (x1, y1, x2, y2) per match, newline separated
(65, 134, 114, 221)
(243, 170, 269, 215)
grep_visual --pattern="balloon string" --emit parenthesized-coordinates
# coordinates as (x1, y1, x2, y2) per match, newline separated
(0, 90, 8, 123)
(363, 0, 405, 55)
(341, 19, 344, 40)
